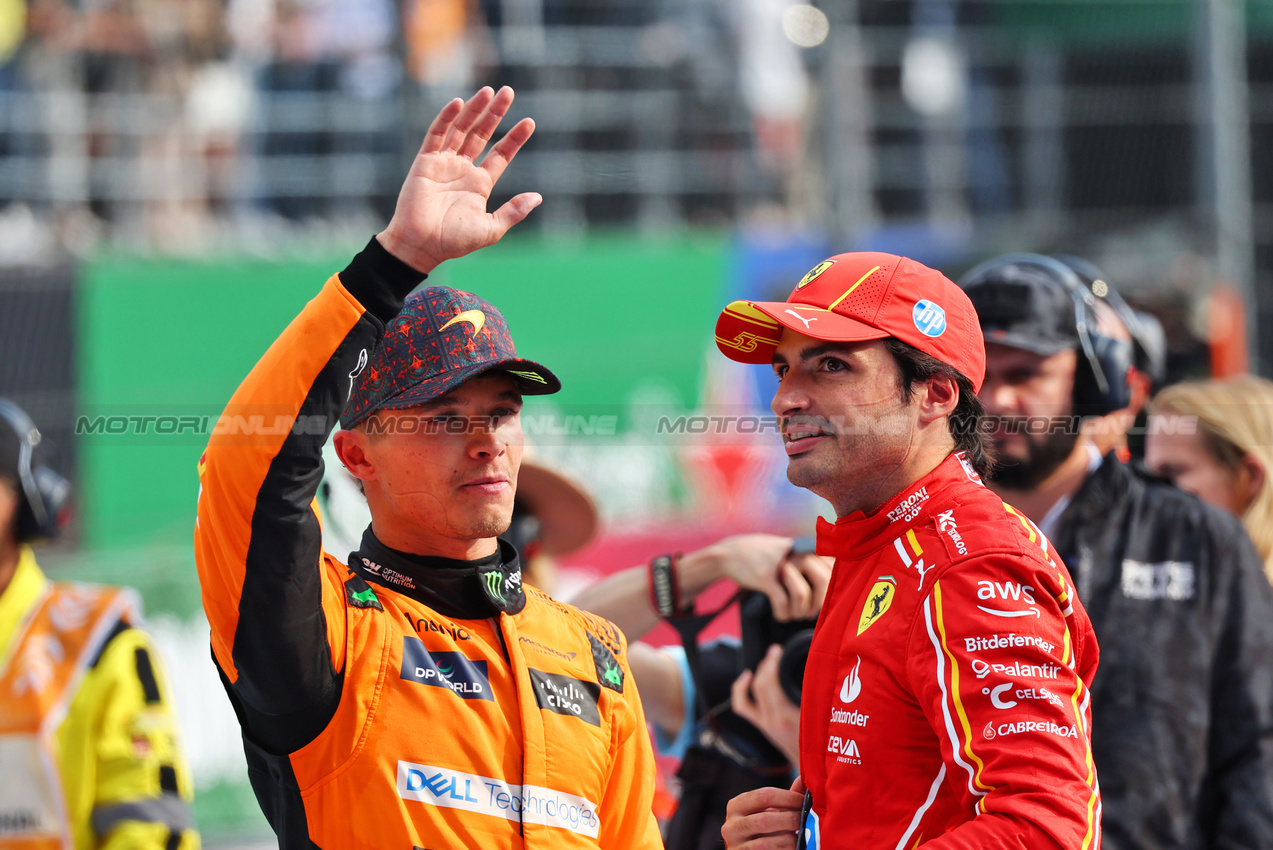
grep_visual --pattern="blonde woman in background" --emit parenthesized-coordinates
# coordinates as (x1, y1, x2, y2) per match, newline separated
(1145, 375, 1273, 580)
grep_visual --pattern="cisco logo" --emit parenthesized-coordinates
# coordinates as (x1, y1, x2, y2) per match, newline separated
(912, 300, 947, 337)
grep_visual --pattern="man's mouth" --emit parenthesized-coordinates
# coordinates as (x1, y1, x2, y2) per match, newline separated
(783, 425, 833, 456)
(461, 474, 511, 495)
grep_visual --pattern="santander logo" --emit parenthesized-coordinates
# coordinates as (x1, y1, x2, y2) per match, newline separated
(839, 657, 862, 704)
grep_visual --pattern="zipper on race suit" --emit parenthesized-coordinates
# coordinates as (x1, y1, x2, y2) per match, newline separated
(489, 615, 526, 838)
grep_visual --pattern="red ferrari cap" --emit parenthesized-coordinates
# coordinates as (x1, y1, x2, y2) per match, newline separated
(714, 252, 986, 393)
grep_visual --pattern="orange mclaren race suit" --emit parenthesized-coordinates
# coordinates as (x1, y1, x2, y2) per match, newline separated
(798, 452, 1102, 850)
(193, 238, 661, 850)
(0, 548, 199, 850)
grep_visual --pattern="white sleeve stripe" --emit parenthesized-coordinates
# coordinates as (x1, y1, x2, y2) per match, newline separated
(922, 596, 987, 808)
(894, 537, 912, 567)
(893, 764, 946, 850)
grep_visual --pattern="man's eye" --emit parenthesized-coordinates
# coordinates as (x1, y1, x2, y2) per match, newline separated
(773, 366, 788, 380)
(823, 358, 846, 372)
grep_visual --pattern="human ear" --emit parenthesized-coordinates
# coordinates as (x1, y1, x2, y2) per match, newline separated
(1238, 452, 1266, 514)
(918, 374, 959, 424)
(333, 428, 377, 484)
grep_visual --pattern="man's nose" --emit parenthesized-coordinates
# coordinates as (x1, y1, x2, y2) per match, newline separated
(772, 377, 810, 417)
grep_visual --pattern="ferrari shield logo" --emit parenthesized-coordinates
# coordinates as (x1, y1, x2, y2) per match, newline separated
(796, 260, 835, 289)
(857, 577, 896, 635)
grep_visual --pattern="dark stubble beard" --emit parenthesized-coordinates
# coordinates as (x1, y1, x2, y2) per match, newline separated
(989, 419, 1079, 490)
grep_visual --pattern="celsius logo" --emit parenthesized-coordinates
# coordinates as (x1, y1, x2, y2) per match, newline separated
(912, 300, 947, 337)
(839, 657, 862, 703)
(984, 682, 1016, 709)
(400, 639, 493, 701)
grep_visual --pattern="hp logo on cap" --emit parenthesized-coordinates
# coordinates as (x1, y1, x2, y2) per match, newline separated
(912, 300, 947, 337)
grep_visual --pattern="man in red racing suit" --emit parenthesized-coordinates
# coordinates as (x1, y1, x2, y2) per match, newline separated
(716, 253, 1100, 849)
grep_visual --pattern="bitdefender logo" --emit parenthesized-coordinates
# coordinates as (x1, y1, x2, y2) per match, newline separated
(400, 638, 493, 701)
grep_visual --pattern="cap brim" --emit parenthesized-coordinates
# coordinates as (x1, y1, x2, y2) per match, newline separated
(715, 300, 889, 364)
(516, 460, 599, 556)
(371, 358, 562, 413)
(981, 327, 1076, 357)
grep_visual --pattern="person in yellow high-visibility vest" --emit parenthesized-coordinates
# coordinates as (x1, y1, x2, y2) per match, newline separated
(0, 398, 200, 850)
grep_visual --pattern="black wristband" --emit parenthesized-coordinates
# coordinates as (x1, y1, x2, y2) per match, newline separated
(648, 554, 682, 618)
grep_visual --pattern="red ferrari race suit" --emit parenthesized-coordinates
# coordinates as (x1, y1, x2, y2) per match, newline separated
(799, 452, 1101, 849)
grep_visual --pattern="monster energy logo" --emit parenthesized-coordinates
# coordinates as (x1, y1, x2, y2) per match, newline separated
(352, 587, 377, 605)
(483, 570, 504, 602)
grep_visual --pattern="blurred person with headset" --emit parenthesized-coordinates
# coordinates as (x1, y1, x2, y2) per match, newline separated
(0, 399, 199, 849)
(572, 534, 830, 850)
(716, 254, 1101, 849)
(194, 87, 662, 849)
(1146, 375, 1273, 582)
(961, 254, 1273, 850)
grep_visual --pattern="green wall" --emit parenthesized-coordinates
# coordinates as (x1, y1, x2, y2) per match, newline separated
(77, 234, 729, 550)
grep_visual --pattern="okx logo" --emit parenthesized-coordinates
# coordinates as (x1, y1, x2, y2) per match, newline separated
(401, 638, 493, 701)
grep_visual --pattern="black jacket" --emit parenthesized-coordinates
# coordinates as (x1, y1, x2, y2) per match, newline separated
(1053, 454, 1273, 850)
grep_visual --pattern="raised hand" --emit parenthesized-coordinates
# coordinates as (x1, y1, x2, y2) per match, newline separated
(377, 86, 542, 274)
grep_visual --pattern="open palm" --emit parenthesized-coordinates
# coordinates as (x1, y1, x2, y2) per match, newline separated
(378, 87, 541, 273)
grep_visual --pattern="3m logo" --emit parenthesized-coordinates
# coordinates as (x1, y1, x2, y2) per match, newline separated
(400, 640, 493, 701)
(397, 762, 601, 838)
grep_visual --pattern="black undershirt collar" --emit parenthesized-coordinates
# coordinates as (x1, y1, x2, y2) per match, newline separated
(348, 526, 526, 618)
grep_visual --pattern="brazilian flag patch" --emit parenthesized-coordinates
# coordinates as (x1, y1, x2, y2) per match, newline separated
(588, 633, 624, 693)
(345, 576, 383, 611)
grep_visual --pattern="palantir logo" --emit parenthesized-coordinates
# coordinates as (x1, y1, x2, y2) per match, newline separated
(912, 300, 947, 337)
(400, 638, 494, 701)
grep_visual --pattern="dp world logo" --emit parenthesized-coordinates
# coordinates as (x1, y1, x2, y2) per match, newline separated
(912, 300, 947, 337)
(400, 639, 493, 701)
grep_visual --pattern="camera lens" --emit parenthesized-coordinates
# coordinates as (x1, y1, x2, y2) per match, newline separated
(777, 631, 814, 706)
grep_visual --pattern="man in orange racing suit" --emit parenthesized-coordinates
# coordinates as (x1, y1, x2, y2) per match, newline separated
(718, 254, 1101, 849)
(193, 87, 661, 849)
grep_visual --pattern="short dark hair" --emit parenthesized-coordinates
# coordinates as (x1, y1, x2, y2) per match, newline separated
(883, 338, 995, 478)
